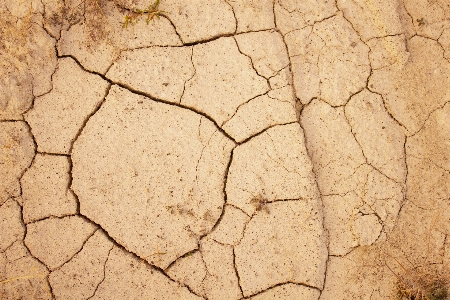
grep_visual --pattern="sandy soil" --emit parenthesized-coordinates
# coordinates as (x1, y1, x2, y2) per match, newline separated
(1, 0, 450, 299)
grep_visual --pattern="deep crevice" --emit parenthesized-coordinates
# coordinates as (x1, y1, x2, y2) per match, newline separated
(183, 33, 237, 47)
(35, 152, 70, 157)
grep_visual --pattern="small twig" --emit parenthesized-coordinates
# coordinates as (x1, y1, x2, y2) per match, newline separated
(122, 0, 166, 28)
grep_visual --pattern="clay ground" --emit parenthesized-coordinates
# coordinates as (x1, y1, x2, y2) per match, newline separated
(1, 0, 450, 299)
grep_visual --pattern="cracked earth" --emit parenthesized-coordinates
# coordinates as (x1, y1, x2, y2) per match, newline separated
(1, 0, 450, 299)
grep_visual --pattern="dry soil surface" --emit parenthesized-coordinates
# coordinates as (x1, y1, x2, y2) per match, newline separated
(1, 0, 450, 299)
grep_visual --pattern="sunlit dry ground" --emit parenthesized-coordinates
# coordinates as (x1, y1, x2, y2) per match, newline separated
(1, 0, 450, 299)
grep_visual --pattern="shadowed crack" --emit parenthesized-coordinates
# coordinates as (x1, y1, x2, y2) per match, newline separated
(318, 252, 331, 299)
(298, 106, 331, 296)
(58, 53, 236, 144)
(165, 248, 201, 271)
(221, 90, 272, 128)
(15, 122, 38, 199)
(196, 146, 236, 242)
(17, 208, 54, 298)
(407, 101, 450, 137)
(160, 15, 184, 43)
(68, 83, 112, 155)
(66, 153, 81, 215)
(366, 88, 409, 133)
(242, 281, 322, 299)
(87, 244, 114, 300)
(342, 100, 403, 184)
(233, 36, 271, 82)
(180, 46, 196, 103)
(49, 228, 100, 274)
(233, 246, 244, 296)
(223, 0, 238, 34)
(237, 121, 297, 145)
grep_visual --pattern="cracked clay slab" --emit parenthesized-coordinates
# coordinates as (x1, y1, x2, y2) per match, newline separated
(200, 237, 242, 300)
(285, 14, 370, 106)
(181, 36, 269, 126)
(405, 102, 450, 209)
(25, 57, 109, 154)
(91, 246, 201, 299)
(320, 245, 397, 300)
(167, 236, 246, 300)
(25, 216, 97, 270)
(222, 93, 297, 143)
(249, 283, 320, 300)
(336, 0, 404, 41)
(234, 30, 290, 79)
(322, 169, 402, 256)
(227, 123, 321, 215)
(274, 0, 337, 35)
(209, 204, 250, 245)
(225, 122, 328, 296)
(166, 251, 207, 297)
(301, 99, 403, 255)
(301, 99, 369, 195)
(49, 229, 114, 300)
(403, 0, 450, 39)
(235, 201, 327, 296)
(369, 36, 450, 135)
(159, 0, 236, 44)
(0, 199, 24, 251)
(0, 11, 57, 120)
(21, 153, 78, 224)
(3, 0, 450, 299)
(345, 89, 407, 183)
(106, 47, 194, 103)
(72, 85, 235, 269)
(227, 0, 275, 33)
(56, 0, 181, 74)
(1, 248, 52, 300)
(0, 121, 35, 204)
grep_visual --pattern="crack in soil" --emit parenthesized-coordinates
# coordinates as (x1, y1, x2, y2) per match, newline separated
(87, 243, 113, 300)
